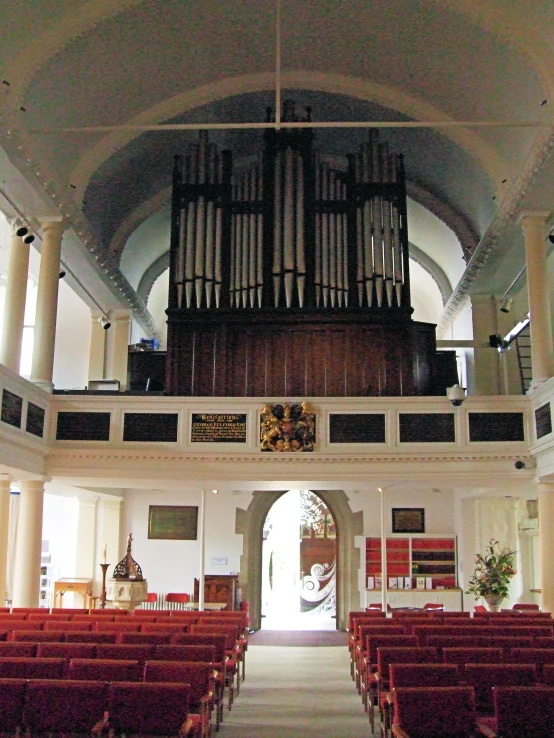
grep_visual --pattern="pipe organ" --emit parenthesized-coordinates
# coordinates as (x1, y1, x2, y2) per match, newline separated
(165, 103, 439, 397)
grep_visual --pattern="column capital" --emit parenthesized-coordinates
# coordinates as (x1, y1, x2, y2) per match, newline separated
(518, 210, 552, 231)
(39, 218, 65, 237)
(19, 479, 46, 493)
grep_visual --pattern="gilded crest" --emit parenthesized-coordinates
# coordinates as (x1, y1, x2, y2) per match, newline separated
(260, 402, 315, 452)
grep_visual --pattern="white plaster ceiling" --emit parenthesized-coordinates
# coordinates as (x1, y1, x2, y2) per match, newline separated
(0, 0, 553, 334)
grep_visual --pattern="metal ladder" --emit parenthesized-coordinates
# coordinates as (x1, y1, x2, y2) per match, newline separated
(515, 324, 532, 394)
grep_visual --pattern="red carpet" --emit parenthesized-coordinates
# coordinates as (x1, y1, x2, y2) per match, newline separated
(249, 630, 348, 646)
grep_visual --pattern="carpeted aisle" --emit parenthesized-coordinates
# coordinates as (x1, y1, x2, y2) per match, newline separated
(249, 629, 348, 647)
(220, 645, 371, 737)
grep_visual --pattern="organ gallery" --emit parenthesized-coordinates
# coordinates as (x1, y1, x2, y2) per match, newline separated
(163, 103, 454, 397)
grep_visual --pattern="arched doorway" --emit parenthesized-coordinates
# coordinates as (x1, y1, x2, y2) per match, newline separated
(261, 490, 337, 629)
(236, 489, 363, 631)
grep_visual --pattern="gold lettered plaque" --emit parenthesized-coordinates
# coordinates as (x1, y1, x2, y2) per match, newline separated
(260, 402, 315, 452)
(191, 413, 247, 443)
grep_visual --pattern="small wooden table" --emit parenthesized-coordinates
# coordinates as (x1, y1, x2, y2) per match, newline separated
(53, 578, 93, 608)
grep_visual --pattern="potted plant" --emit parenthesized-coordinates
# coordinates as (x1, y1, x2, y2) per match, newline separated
(466, 539, 517, 612)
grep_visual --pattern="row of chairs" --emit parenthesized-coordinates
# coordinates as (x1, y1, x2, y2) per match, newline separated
(0, 677, 202, 738)
(387, 684, 554, 738)
(0, 659, 215, 736)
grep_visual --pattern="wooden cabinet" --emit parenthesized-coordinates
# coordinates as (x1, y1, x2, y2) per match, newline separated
(366, 535, 457, 590)
(194, 575, 239, 611)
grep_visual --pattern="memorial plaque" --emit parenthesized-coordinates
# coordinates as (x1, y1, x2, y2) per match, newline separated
(1, 389, 22, 429)
(148, 505, 198, 540)
(191, 413, 247, 443)
(535, 403, 552, 440)
(123, 413, 178, 442)
(469, 412, 524, 442)
(329, 413, 386, 443)
(56, 412, 111, 441)
(26, 402, 45, 438)
(399, 413, 455, 443)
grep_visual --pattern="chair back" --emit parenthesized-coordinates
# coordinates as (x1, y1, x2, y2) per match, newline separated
(0, 677, 26, 731)
(22, 679, 108, 733)
(36, 642, 96, 660)
(96, 643, 155, 664)
(118, 632, 172, 645)
(154, 644, 216, 663)
(442, 647, 503, 675)
(389, 663, 460, 688)
(392, 685, 477, 737)
(9, 630, 63, 642)
(144, 660, 213, 707)
(508, 648, 554, 680)
(0, 642, 36, 657)
(141, 622, 189, 634)
(169, 633, 227, 663)
(0, 657, 65, 679)
(377, 646, 438, 685)
(44, 621, 91, 632)
(493, 685, 554, 737)
(464, 663, 537, 714)
(366, 635, 418, 664)
(95, 621, 141, 632)
(69, 657, 141, 681)
(64, 631, 117, 644)
(107, 682, 191, 735)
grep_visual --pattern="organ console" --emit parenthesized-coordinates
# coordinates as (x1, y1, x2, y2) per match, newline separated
(163, 102, 450, 397)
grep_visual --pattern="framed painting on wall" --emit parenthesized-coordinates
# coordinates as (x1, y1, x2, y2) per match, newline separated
(392, 507, 425, 534)
(148, 505, 199, 540)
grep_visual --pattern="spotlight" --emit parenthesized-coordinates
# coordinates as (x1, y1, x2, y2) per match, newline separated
(22, 233, 34, 244)
(59, 270, 66, 279)
(99, 315, 111, 330)
(15, 224, 28, 238)
(500, 297, 512, 313)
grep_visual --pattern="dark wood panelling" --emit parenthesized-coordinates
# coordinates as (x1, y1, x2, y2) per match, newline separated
(399, 413, 455, 443)
(329, 413, 386, 443)
(469, 412, 525, 442)
(26, 402, 45, 437)
(56, 412, 110, 441)
(123, 413, 178, 442)
(535, 403, 552, 440)
(1, 389, 22, 428)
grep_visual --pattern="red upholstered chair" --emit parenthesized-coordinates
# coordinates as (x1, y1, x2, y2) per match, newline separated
(36, 642, 96, 662)
(89, 608, 125, 615)
(362, 635, 418, 708)
(508, 648, 554, 680)
(69, 657, 141, 681)
(73, 614, 115, 622)
(64, 631, 117, 643)
(107, 681, 197, 737)
(0, 677, 26, 734)
(190, 624, 241, 705)
(464, 663, 537, 715)
(50, 608, 88, 614)
(0, 656, 65, 679)
(9, 630, 63, 642)
(165, 593, 191, 609)
(512, 603, 540, 611)
(423, 603, 444, 612)
(474, 605, 488, 614)
(154, 644, 216, 663)
(144, 660, 215, 737)
(356, 625, 407, 691)
(0, 620, 39, 630)
(22, 679, 108, 735)
(391, 686, 479, 738)
(44, 621, 92, 631)
(28, 613, 71, 621)
(11, 608, 42, 615)
(0, 641, 37, 657)
(95, 620, 141, 632)
(141, 622, 189, 634)
(118, 632, 172, 645)
(381, 664, 461, 738)
(373, 646, 438, 733)
(96, 643, 155, 664)
(477, 685, 554, 737)
(442, 647, 503, 678)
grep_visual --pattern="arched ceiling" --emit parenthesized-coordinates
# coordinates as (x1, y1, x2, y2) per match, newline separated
(0, 0, 553, 336)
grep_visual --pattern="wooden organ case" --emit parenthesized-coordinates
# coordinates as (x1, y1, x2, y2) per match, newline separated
(165, 103, 439, 397)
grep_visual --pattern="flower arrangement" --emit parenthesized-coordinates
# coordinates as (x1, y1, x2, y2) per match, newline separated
(466, 539, 517, 599)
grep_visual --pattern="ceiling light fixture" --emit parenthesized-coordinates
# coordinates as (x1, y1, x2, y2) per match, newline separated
(499, 297, 513, 313)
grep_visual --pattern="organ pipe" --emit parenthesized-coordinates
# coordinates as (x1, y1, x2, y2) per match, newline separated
(169, 115, 410, 315)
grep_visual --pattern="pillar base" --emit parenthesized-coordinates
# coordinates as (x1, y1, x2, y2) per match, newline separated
(31, 379, 54, 393)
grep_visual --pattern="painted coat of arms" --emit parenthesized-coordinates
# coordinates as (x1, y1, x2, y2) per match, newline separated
(260, 402, 315, 452)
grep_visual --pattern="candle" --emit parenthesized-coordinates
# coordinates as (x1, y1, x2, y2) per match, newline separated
(102, 543, 107, 564)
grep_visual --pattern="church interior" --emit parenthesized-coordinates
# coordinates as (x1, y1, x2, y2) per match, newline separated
(1, 0, 554, 649)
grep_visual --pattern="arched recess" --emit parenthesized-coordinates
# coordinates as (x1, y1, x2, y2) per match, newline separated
(236, 489, 363, 631)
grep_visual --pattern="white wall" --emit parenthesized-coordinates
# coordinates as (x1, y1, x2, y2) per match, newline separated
(52, 278, 92, 389)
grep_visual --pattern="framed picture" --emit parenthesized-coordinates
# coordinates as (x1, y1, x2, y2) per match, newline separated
(148, 505, 198, 540)
(392, 507, 425, 534)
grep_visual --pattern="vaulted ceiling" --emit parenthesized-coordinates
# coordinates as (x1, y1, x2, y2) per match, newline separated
(0, 0, 553, 338)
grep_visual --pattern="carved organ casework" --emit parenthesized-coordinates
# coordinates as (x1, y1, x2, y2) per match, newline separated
(166, 101, 439, 397)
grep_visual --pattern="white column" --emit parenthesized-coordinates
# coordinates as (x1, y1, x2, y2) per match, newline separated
(31, 219, 64, 392)
(12, 480, 45, 607)
(470, 294, 500, 395)
(0, 225, 30, 373)
(0, 479, 11, 605)
(95, 497, 122, 592)
(538, 483, 554, 614)
(519, 211, 554, 389)
(88, 311, 106, 382)
(112, 310, 131, 391)
(75, 498, 97, 579)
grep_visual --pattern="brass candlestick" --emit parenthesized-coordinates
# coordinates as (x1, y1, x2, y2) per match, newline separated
(99, 563, 110, 609)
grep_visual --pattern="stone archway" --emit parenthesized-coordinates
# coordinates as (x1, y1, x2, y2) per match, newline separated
(236, 490, 363, 631)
